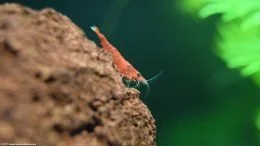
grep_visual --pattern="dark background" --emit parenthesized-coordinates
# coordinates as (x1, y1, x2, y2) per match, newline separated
(1, 0, 260, 145)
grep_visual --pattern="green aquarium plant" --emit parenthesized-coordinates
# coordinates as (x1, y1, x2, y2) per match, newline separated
(180, 0, 260, 86)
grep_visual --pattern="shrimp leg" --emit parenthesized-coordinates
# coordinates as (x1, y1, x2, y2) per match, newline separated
(126, 79, 131, 87)
(131, 80, 140, 88)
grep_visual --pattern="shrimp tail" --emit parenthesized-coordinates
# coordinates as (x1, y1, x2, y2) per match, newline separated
(90, 25, 99, 32)
(90, 25, 106, 41)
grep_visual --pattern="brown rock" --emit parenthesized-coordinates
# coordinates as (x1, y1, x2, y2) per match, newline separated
(0, 3, 156, 146)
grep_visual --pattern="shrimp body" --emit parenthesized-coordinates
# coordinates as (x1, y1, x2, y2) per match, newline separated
(90, 26, 147, 84)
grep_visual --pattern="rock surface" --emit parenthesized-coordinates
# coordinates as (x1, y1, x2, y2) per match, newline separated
(0, 3, 156, 146)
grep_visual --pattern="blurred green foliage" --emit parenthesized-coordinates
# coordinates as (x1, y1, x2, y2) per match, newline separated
(181, 0, 260, 145)
(181, 0, 260, 85)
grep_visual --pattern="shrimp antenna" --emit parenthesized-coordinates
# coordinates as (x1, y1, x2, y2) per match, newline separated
(142, 70, 163, 98)
(142, 80, 150, 98)
(145, 83, 150, 98)
(146, 70, 163, 82)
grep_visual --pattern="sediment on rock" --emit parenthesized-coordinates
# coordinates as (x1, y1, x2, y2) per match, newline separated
(0, 3, 156, 146)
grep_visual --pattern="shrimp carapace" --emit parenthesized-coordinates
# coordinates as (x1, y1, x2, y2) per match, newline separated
(91, 25, 160, 97)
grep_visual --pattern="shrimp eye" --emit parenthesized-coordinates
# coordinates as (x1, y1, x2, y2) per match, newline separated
(137, 73, 141, 77)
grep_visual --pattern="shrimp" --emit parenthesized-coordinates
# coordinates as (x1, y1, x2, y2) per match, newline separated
(90, 26, 162, 97)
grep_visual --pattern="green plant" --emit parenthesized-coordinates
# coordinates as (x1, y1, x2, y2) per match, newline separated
(180, 0, 260, 86)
